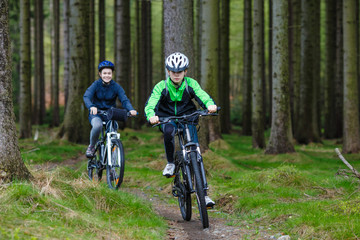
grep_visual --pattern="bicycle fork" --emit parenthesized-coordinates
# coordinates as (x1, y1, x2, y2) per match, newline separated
(106, 132, 120, 167)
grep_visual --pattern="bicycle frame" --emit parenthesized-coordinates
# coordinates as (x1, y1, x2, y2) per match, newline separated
(96, 115, 121, 167)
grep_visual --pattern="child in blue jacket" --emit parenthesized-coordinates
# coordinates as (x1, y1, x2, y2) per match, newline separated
(83, 60, 137, 157)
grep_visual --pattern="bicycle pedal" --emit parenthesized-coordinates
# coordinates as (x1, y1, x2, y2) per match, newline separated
(165, 174, 175, 178)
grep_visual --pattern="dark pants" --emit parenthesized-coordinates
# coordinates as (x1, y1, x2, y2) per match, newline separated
(161, 122, 198, 163)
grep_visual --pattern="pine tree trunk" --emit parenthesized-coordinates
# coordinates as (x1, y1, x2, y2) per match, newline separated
(163, 0, 194, 76)
(19, 0, 32, 138)
(252, 0, 265, 148)
(265, 0, 295, 154)
(60, 0, 91, 143)
(334, 0, 343, 138)
(114, 0, 131, 95)
(324, 0, 337, 138)
(289, 0, 300, 136)
(200, 0, 221, 143)
(295, 0, 320, 144)
(0, 0, 32, 182)
(98, 0, 106, 62)
(51, 0, 60, 127)
(89, 1, 95, 82)
(63, 0, 70, 110)
(34, 0, 45, 124)
(343, 0, 360, 153)
(219, 0, 230, 134)
(242, 0, 252, 136)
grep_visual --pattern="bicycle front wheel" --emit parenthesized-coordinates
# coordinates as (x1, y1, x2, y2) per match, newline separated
(106, 139, 125, 189)
(88, 147, 103, 181)
(175, 153, 192, 221)
(190, 151, 209, 228)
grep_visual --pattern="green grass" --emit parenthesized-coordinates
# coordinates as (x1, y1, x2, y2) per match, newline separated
(4, 125, 360, 239)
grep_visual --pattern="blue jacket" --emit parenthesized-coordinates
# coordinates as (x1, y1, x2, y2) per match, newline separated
(83, 79, 134, 111)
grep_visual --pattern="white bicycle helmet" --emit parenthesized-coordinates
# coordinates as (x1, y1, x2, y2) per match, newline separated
(165, 52, 189, 72)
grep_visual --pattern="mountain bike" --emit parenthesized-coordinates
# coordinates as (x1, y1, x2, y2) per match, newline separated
(153, 109, 219, 229)
(87, 108, 132, 190)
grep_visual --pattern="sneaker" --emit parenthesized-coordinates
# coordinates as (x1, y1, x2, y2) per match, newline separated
(162, 163, 175, 177)
(86, 145, 95, 158)
(205, 196, 215, 208)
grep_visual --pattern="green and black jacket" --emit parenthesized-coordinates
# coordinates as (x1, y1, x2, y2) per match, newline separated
(144, 77, 215, 121)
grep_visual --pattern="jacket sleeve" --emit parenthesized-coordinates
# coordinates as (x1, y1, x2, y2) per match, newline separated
(83, 81, 97, 109)
(144, 81, 164, 121)
(116, 84, 134, 111)
(187, 78, 215, 108)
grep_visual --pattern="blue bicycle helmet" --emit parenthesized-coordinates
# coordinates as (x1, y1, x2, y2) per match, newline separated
(98, 60, 115, 72)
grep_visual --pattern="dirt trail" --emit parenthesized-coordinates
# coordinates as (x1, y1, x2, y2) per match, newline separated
(40, 155, 277, 239)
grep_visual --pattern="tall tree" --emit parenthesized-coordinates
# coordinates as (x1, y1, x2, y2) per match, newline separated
(219, 0, 230, 134)
(295, 0, 320, 144)
(89, 1, 95, 81)
(98, 0, 105, 62)
(51, 0, 60, 127)
(60, 0, 90, 143)
(242, 0, 252, 136)
(265, 0, 294, 154)
(34, 0, 45, 124)
(312, 0, 321, 138)
(324, 0, 337, 138)
(63, 0, 70, 109)
(252, 0, 265, 148)
(163, 0, 194, 76)
(289, 0, 301, 135)
(334, 0, 343, 138)
(0, 0, 32, 182)
(114, 0, 131, 95)
(200, 0, 221, 142)
(19, 0, 32, 138)
(134, 0, 152, 128)
(343, 0, 360, 153)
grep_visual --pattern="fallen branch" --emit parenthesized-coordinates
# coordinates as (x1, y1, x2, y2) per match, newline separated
(335, 148, 360, 179)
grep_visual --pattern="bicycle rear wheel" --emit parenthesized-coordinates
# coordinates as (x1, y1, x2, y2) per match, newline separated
(106, 139, 125, 189)
(190, 151, 209, 228)
(175, 153, 192, 221)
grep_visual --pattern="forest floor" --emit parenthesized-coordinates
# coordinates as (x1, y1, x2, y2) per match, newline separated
(40, 153, 284, 240)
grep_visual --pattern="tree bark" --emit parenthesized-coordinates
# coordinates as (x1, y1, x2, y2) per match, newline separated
(114, 0, 131, 95)
(60, 0, 91, 143)
(98, 0, 106, 62)
(51, 0, 60, 127)
(63, 0, 70, 110)
(34, 0, 45, 124)
(19, 0, 32, 138)
(200, 0, 221, 143)
(0, 0, 32, 182)
(242, 0, 252, 136)
(334, 0, 343, 138)
(219, 0, 230, 134)
(343, 0, 360, 153)
(324, 0, 337, 138)
(295, 0, 320, 144)
(252, 0, 265, 148)
(265, 0, 295, 154)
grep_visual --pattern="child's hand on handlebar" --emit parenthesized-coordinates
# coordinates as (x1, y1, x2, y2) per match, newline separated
(207, 105, 217, 113)
(90, 107, 98, 115)
(129, 110, 137, 116)
(149, 116, 160, 125)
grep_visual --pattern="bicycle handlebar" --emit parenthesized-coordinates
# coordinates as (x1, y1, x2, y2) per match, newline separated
(98, 109, 137, 118)
(151, 107, 221, 128)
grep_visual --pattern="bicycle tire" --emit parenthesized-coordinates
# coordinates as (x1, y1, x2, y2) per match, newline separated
(175, 154, 192, 221)
(190, 151, 209, 228)
(106, 139, 125, 189)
